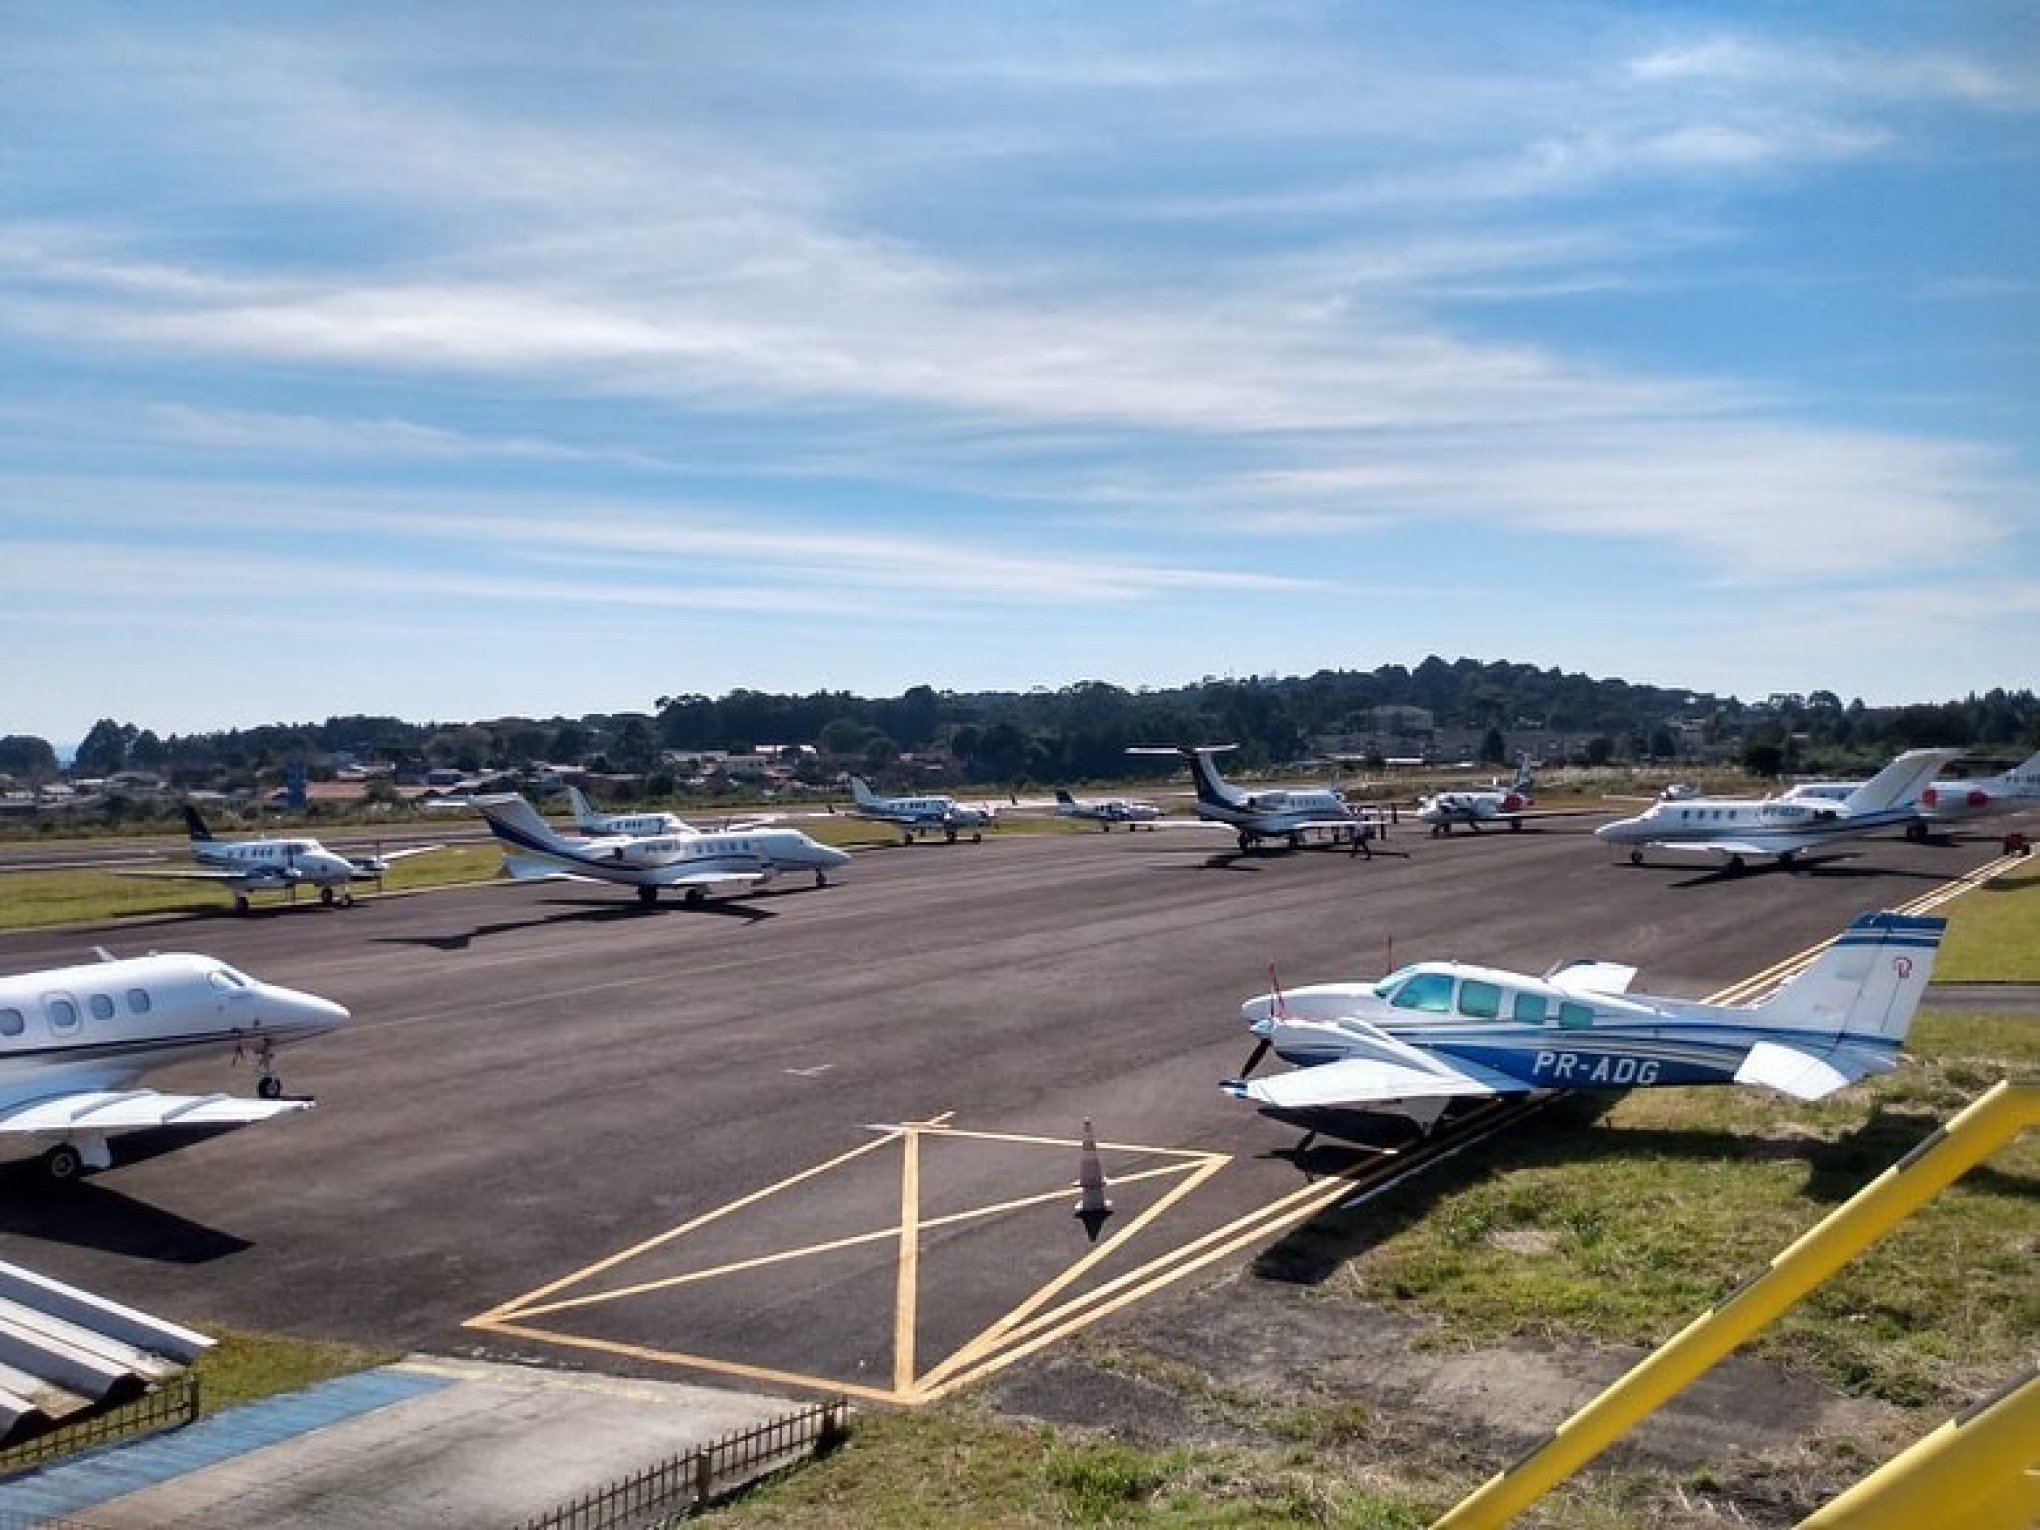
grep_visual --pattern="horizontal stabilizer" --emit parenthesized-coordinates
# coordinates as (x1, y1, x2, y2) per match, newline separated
(0, 1090, 313, 1135)
(1733, 1040, 1892, 1101)
(1223, 1056, 1508, 1110)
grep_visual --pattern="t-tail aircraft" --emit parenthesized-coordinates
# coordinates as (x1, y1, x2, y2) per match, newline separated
(1916, 747, 2040, 830)
(115, 807, 445, 913)
(846, 777, 997, 844)
(1415, 759, 1592, 835)
(1128, 745, 1374, 852)
(1, 950, 346, 1181)
(1224, 910, 1943, 1130)
(566, 786, 696, 838)
(1592, 748, 1961, 870)
(1054, 788, 1165, 830)
(470, 792, 849, 903)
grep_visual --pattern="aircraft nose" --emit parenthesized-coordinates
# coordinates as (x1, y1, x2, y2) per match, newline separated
(822, 845, 853, 868)
(266, 984, 350, 1036)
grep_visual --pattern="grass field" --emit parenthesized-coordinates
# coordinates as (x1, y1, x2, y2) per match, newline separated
(1933, 852, 2040, 981)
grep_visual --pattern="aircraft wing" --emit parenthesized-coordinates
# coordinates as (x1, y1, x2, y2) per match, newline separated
(1648, 836, 1807, 859)
(352, 843, 445, 865)
(1223, 1056, 1517, 1110)
(110, 867, 274, 883)
(1734, 1040, 1896, 1101)
(643, 865, 768, 888)
(1496, 806, 1610, 823)
(0, 1089, 312, 1136)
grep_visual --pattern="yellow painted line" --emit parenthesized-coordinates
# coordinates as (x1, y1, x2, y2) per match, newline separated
(468, 1317, 913, 1406)
(913, 1152, 1230, 1395)
(877, 1122, 1224, 1158)
(504, 1162, 1208, 1321)
(467, 1128, 904, 1326)
(893, 1122, 921, 1393)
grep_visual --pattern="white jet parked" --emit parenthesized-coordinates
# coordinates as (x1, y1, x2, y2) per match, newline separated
(846, 777, 996, 844)
(1, 950, 345, 1181)
(566, 786, 696, 838)
(116, 806, 444, 914)
(1592, 748, 1961, 871)
(471, 793, 849, 904)
(1916, 747, 2040, 829)
(1415, 760, 1595, 835)
(1225, 911, 1943, 1129)
(1128, 746, 1376, 853)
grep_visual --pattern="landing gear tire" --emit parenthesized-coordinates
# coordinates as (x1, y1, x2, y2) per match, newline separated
(1237, 831, 1252, 852)
(234, 894, 251, 915)
(257, 1074, 283, 1100)
(637, 885, 659, 907)
(42, 1144, 84, 1184)
(1905, 820, 1928, 842)
(1510, 819, 1523, 832)
(1628, 849, 1643, 866)
(814, 870, 828, 888)
(970, 831, 982, 844)
(683, 887, 706, 906)
(945, 828, 958, 844)
(1288, 833, 1303, 850)
(320, 886, 336, 907)
(1728, 855, 1748, 873)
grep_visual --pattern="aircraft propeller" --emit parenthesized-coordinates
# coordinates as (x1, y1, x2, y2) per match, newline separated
(1239, 1035, 1272, 1078)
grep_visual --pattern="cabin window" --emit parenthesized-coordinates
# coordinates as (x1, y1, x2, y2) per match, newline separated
(126, 988, 152, 1014)
(1388, 972, 1455, 1014)
(88, 993, 115, 1021)
(45, 994, 79, 1033)
(0, 1007, 21, 1037)
(1557, 1001, 1595, 1029)
(1457, 981, 1502, 1020)
(1511, 992, 1550, 1025)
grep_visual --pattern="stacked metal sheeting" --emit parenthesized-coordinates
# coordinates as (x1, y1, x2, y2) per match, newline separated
(0, 1261, 210, 1445)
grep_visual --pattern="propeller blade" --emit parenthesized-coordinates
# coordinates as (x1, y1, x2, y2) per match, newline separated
(1240, 1036, 1271, 1078)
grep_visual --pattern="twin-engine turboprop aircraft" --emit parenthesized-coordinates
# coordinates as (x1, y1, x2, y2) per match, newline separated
(846, 777, 997, 844)
(1593, 748, 1961, 870)
(1, 950, 346, 1181)
(469, 792, 850, 904)
(1128, 745, 1374, 852)
(116, 806, 445, 913)
(1414, 760, 1593, 835)
(1225, 910, 1943, 1129)
(1054, 788, 1166, 830)
(566, 785, 697, 838)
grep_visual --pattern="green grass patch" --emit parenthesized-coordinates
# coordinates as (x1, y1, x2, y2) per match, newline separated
(187, 1326, 392, 1413)
(1317, 1010, 2038, 1407)
(1933, 855, 2040, 982)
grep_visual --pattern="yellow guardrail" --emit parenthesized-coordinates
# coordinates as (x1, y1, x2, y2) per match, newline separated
(1433, 1079, 2039, 1529)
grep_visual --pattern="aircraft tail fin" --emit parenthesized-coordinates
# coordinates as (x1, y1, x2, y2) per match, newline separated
(1129, 745, 1241, 811)
(1055, 789, 1077, 808)
(566, 785, 600, 827)
(848, 776, 880, 808)
(181, 804, 214, 841)
(468, 793, 575, 857)
(1842, 748, 1962, 816)
(1747, 911, 1945, 1043)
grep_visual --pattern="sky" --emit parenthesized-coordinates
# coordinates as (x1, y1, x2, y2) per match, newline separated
(3, 2, 2036, 743)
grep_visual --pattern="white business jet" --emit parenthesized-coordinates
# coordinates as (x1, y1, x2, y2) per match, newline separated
(1592, 747, 1961, 871)
(470, 793, 849, 904)
(846, 777, 996, 844)
(1225, 910, 1942, 1129)
(1916, 747, 2040, 829)
(1415, 760, 1594, 835)
(1128, 746, 1375, 853)
(1, 950, 346, 1181)
(1053, 788, 1166, 830)
(115, 806, 445, 914)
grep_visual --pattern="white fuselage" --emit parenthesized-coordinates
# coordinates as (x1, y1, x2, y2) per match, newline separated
(1917, 752, 2040, 824)
(193, 836, 363, 891)
(0, 953, 346, 1109)
(570, 827, 849, 882)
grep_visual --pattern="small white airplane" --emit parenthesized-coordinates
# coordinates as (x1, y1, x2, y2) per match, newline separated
(1592, 748, 1961, 870)
(846, 777, 996, 844)
(1916, 747, 2040, 829)
(1054, 788, 1165, 830)
(1414, 760, 1593, 835)
(470, 793, 849, 904)
(115, 806, 445, 913)
(1, 949, 346, 1181)
(1128, 745, 1376, 853)
(1224, 910, 1943, 1129)
(566, 785, 696, 838)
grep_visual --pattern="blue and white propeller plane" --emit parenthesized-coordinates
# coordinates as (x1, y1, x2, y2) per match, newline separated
(115, 806, 445, 913)
(1224, 911, 1944, 1129)
(1593, 748, 1961, 870)
(846, 777, 997, 844)
(1054, 788, 1166, 830)
(469, 792, 849, 904)
(566, 785, 697, 838)
(1129, 745, 1376, 852)
(1, 949, 346, 1181)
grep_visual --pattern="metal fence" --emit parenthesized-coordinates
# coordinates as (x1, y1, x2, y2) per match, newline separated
(521, 1396, 848, 1530)
(0, 1373, 202, 1480)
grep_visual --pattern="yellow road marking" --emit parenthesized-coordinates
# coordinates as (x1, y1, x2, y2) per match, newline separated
(893, 1122, 921, 1392)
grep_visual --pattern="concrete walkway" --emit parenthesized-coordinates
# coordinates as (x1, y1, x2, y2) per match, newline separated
(0, 1357, 805, 1529)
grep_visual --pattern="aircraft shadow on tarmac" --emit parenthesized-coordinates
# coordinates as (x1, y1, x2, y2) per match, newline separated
(374, 893, 778, 950)
(1243, 1094, 2035, 1288)
(0, 1136, 254, 1263)
(1636, 855, 1963, 889)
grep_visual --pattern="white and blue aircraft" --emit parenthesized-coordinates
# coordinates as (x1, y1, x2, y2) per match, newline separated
(1129, 745, 1375, 852)
(846, 777, 997, 844)
(1054, 788, 1166, 830)
(1593, 748, 1961, 870)
(1916, 747, 2040, 829)
(116, 806, 445, 913)
(470, 792, 849, 904)
(1225, 910, 1944, 1128)
(1, 950, 346, 1181)
(566, 786, 696, 838)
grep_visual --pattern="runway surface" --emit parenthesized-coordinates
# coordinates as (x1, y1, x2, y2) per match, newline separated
(0, 821, 2004, 1403)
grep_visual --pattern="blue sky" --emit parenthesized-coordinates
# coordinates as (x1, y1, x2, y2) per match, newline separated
(3, 2, 2035, 742)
